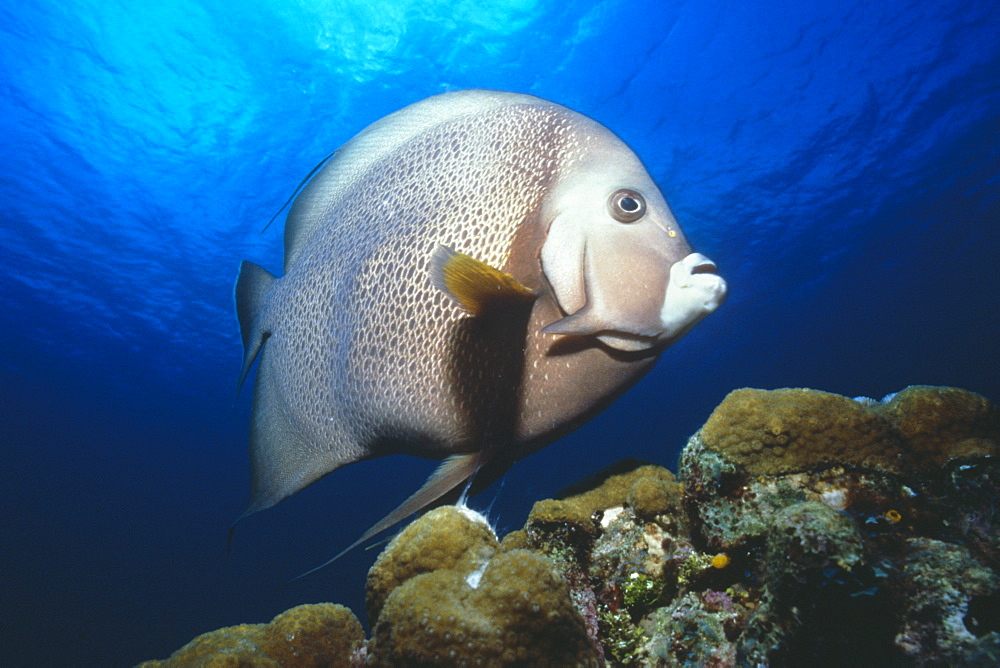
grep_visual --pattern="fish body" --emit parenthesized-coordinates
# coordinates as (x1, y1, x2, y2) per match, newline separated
(235, 90, 726, 559)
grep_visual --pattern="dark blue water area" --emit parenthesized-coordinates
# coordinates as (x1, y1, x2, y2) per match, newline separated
(2, 0, 999, 665)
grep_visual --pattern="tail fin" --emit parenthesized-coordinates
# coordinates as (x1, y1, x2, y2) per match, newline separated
(283, 452, 482, 586)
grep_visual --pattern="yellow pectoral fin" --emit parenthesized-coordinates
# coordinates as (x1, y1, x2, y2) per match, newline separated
(430, 244, 537, 315)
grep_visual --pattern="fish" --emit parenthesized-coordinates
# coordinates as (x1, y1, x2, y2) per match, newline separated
(233, 89, 727, 575)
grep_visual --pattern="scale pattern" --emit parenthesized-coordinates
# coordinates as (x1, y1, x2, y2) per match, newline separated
(268, 102, 583, 461)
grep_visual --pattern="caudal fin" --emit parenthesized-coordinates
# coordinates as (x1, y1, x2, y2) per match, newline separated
(283, 451, 482, 585)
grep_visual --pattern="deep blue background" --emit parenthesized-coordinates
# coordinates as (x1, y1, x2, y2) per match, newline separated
(2, 0, 998, 665)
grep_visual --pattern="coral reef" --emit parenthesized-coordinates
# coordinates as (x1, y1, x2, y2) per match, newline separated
(698, 385, 998, 479)
(880, 385, 1000, 466)
(141, 385, 1000, 667)
(699, 387, 906, 476)
(137, 603, 364, 667)
(894, 538, 1000, 662)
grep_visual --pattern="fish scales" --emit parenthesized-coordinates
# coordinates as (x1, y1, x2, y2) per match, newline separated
(248, 102, 571, 508)
(345, 104, 570, 451)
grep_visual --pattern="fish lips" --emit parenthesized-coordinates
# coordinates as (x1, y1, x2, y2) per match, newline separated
(656, 252, 727, 344)
(541, 252, 726, 352)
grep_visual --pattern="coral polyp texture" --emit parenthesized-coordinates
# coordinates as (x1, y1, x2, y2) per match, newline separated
(365, 505, 500, 623)
(142, 385, 1000, 666)
(698, 385, 998, 477)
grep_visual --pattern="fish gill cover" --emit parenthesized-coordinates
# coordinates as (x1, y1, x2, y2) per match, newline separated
(0, 0, 997, 665)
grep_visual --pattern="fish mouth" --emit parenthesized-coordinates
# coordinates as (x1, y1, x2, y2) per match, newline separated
(657, 252, 727, 342)
(689, 256, 719, 275)
(587, 254, 725, 353)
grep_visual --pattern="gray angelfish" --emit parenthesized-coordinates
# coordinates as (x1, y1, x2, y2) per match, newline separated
(233, 89, 727, 577)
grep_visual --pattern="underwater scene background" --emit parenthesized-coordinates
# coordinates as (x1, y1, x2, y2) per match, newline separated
(2, 0, 998, 665)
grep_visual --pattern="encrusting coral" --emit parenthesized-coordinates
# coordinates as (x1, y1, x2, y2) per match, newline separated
(140, 385, 999, 667)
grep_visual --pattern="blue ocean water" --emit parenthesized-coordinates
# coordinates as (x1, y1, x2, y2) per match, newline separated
(1, 0, 997, 664)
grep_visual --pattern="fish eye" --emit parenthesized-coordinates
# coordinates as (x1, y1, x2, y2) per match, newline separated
(608, 189, 645, 223)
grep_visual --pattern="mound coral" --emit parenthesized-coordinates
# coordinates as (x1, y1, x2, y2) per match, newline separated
(698, 385, 998, 479)
(365, 504, 499, 623)
(364, 504, 599, 666)
(137, 603, 363, 667)
(369, 549, 598, 666)
(505, 462, 682, 559)
(879, 385, 1000, 466)
(700, 387, 905, 476)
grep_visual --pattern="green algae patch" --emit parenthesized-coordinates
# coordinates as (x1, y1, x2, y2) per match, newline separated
(599, 608, 646, 665)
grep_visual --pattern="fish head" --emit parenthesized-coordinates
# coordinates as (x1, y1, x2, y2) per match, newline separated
(540, 120, 727, 352)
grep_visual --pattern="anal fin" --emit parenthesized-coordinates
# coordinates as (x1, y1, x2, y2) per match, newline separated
(430, 244, 537, 316)
(284, 451, 483, 585)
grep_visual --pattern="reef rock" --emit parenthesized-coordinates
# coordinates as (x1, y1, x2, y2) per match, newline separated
(141, 385, 999, 667)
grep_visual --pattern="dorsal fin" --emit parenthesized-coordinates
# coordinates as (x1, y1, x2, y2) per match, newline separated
(262, 150, 337, 232)
(283, 452, 483, 585)
(429, 244, 537, 316)
(234, 260, 276, 395)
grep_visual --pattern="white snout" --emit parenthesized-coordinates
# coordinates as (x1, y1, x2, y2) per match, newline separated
(659, 253, 727, 341)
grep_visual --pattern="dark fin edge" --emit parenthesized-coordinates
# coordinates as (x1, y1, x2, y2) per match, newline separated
(281, 451, 483, 586)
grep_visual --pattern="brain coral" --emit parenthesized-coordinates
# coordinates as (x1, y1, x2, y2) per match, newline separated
(367, 548, 598, 666)
(136, 603, 363, 667)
